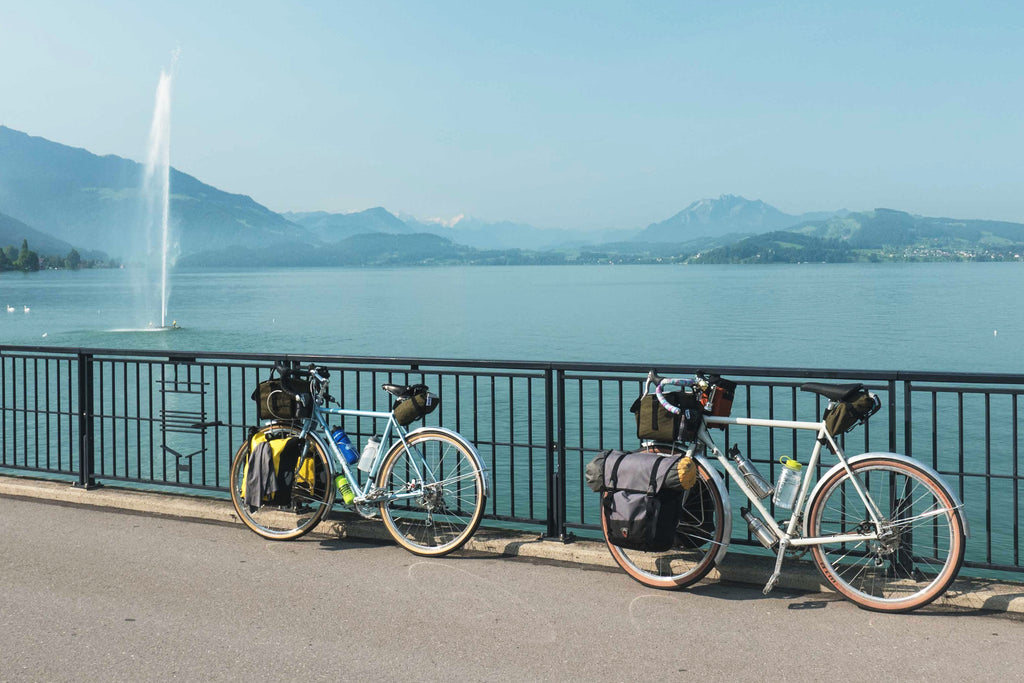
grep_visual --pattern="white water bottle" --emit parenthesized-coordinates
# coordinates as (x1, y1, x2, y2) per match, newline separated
(772, 456, 803, 510)
(358, 435, 380, 472)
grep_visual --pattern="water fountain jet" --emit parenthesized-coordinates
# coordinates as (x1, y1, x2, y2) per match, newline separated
(140, 49, 179, 331)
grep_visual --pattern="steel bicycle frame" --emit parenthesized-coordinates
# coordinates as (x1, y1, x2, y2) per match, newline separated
(293, 403, 427, 505)
(699, 413, 966, 593)
(289, 399, 488, 505)
(701, 415, 884, 547)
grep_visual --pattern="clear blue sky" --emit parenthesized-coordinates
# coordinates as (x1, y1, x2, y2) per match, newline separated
(2, 0, 1022, 229)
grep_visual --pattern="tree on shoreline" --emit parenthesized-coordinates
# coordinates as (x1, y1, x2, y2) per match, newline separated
(0, 240, 111, 272)
(64, 248, 82, 270)
(14, 239, 39, 272)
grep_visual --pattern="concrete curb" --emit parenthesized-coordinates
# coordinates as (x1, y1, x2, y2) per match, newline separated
(3, 474, 1022, 615)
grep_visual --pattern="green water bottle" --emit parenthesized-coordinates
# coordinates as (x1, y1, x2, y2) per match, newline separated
(334, 474, 355, 505)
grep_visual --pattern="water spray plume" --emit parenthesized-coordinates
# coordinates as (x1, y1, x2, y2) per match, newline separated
(143, 49, 179, 329)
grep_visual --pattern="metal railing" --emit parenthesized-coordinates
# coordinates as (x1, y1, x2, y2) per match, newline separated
(2, 344, 1022, 576)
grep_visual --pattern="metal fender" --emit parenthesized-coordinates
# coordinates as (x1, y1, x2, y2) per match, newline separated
(299, 429, 339, 504)
(693, 452, 732, 565)
(303, 429, 333, 468)
(802, 452, 969, 538)
(403, 426, 491, 498)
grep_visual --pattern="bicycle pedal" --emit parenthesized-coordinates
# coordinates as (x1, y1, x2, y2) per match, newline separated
(355, 503, 380, 520)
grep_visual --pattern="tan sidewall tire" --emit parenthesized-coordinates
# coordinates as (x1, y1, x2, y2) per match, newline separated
(377, 430, 486, 556)
(229, 423, 334, 541)
(807, 458, 965, 612)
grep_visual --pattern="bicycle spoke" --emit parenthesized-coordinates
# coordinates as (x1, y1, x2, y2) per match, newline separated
(228, 425, 333, 541)
(378, 432, 486, 556)
(809, 459, 963, 612)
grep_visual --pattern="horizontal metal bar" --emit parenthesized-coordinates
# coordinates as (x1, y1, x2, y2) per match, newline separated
(6, 343, 1024, 384)
(707, 416, 825, 431)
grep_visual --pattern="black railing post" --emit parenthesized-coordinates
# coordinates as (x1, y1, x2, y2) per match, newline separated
(543, 367, 556, 538)
(903, 379, 913, 457)
(74, 352, 99, 489)
(555, 367, 569, 541)
(542, 366, 569, 541)
(888, 379, 898, 453)
(893, 378, 914, 574)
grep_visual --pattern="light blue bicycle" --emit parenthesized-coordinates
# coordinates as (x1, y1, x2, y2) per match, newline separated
(229, 364, 488, 556)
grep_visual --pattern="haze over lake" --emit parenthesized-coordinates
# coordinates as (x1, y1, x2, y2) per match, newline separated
(1, 262, 1019, 374)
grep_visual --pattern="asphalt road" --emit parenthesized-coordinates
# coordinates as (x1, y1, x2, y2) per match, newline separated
(2, 496, 1022, 682)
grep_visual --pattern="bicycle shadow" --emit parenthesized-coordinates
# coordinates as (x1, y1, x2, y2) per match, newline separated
(683, 578, 1023, 618)
(686, 580, 840, 609)
(316, 536, 392, 552)
(913, 578, 1024, 619)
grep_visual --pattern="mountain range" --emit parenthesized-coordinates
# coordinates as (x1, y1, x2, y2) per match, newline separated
(635, 195, 844, 243)
(1, 124, 1022, 266)
(0, 126, 311, 259)
(0, 208, 94, 258)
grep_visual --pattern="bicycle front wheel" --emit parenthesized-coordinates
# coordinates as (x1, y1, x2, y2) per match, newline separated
(229, 423, 335, 541)
(376, 430, 487, 557)
(807, 457, 965, 612)
(602, 453, 726, 589)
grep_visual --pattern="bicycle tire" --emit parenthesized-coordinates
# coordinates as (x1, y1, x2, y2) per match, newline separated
(806, 457, 965, 613)
(602, 452, 726, 589)
(229, 423, 335, 541)
(376, 429, 486, 557)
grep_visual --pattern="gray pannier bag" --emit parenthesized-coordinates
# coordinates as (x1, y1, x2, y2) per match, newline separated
(585, 450, 696, 493)
(587, 450, 697, 552)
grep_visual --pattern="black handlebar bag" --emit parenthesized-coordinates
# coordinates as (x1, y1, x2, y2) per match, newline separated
(630, 391, 702, 443)
(252, 371, 313, 421)
(601, 450, 683, 552)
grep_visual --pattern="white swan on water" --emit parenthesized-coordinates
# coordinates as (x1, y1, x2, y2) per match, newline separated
(23, 305, 30, 313)
(5, 305, 13, 313)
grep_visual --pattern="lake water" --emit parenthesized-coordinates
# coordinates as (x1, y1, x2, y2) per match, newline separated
(1, 262, 1021, 374)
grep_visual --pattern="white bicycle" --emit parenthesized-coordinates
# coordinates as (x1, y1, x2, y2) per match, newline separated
(601, 371, 968, 613)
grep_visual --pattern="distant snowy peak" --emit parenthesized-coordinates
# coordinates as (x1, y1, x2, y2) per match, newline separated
(397, 212, 469, 230)
(426, 213, 466, 229)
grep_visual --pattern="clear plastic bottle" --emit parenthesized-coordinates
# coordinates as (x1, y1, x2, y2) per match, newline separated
(358, 435, 380, 473)
(334, 474, 355, 505)
(331, 428, 359, 464)
(772, 456, 803, 510)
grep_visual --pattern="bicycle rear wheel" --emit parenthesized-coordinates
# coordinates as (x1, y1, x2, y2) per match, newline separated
(807, 457, 965, 612)
(602, 453, 726, 589)
(229, 423, 335, 541)
(376, 429, 486, 557)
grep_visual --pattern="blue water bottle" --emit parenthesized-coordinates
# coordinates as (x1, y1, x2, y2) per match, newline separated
(331, 428, 359, 464)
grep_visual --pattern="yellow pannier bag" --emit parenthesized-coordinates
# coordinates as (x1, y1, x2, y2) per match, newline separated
(241, 433, 314, 505)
